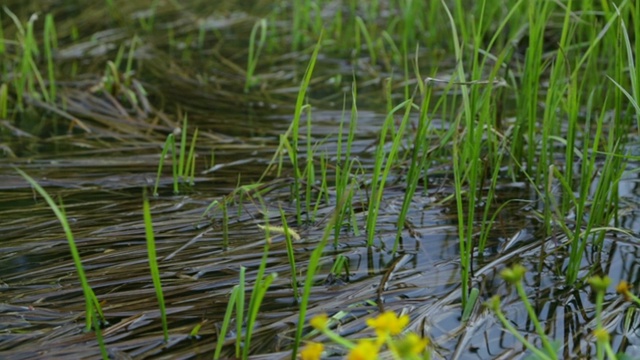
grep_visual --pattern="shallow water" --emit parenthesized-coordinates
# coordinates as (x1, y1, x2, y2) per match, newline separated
(2, 1, 640, 359)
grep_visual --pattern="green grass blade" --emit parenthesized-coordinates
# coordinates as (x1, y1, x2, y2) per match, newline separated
(291, 186, 351, 357)
(235, 266, 245, 357)
(142, 193, 169, 343)
(281, 208, 299, 301)
(214, 284, 239, 360)
(16, 168, 103, 331)
(154, 134, 175, 196)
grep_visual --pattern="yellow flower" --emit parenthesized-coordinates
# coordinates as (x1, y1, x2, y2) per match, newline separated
(300, 342, 324, 360)
(347, 340, 379, 360)
(617, 281, 632, 301)
(311, 313, 329, 330)
(394, 333, 429, 358)
(366, 311, 410, 337)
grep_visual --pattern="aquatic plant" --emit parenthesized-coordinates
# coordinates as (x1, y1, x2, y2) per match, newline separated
(16, 169, 108, 358)
(2, 0, 640, 359)
(142, 193, 169, 342)
(245, 18, 267, 92)
(153, 114, 199, 196)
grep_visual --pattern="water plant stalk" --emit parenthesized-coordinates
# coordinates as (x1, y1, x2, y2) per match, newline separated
(143, 193, 169, 343)
(16, 168, 104, 331)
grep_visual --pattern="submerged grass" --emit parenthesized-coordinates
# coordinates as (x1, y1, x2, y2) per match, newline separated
(2, 0, 640, 359)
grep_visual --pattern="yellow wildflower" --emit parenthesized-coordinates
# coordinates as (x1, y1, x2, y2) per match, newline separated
(347, 340, 378, 360)
(300, 342, 324, 360)
(366, 311, 410, 337)
(617, 281, 632, 301)
(310, 313, 329, 330)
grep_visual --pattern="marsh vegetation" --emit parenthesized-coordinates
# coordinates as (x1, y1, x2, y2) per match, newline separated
(1, 1, 640, 359)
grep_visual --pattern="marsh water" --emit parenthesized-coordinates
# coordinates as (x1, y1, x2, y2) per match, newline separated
(2, 1, 640, 359)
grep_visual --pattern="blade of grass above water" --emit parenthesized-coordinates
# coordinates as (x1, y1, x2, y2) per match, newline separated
(291, 185, 351, 358)
(441, 0, 474, 309)
(365, 98, 412, 247)
(142, 192, 169, 343)
(15, 168, 104, 332)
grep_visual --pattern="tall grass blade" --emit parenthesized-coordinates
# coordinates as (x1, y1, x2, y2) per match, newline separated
(178, 115, 188, 181)
(153, 133, 175, 196)
(242, 196, 276, 359)
(16, 168, 104, 331)
(394, 83, 433, 251)
(213, 284, 239, 360)
(281, 208, 299, 301)
(235, 266, 245, 358)
(441, 0, 473, 307)
(245, 18, 267, 92)
(291, 186, 351, 357)
(288, 31, 323, 224)
(142, 193, 169, 342)
(43, 14, 57, 103)
(366, 99, 412, 246)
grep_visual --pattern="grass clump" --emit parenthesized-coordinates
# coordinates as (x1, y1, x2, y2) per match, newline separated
(3, 8, 50, 110)
(153, 114, 199, 196)
(214, 221, 277, 360)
